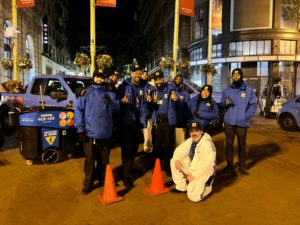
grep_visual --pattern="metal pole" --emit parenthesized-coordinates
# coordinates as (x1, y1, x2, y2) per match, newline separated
(172, 0, 180, 78)
(207, 0, 213, 85)
(12, 0, 18, 81)
(90, 0, 96, 76)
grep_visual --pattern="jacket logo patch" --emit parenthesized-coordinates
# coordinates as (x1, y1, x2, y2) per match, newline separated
(164, 94, 168, 99)
(157, 100, 163, 105)
(241, 92, 246, 98)
(180, 96, 184, 100)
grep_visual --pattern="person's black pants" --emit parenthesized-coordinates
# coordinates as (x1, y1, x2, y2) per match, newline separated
(83, 138, 110, 189)
(153, 119, 175, 170)
(224, 124, 248, 170)
(120, 125, 141, 179)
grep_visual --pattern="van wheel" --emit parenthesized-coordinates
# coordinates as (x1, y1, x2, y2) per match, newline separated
(280, 114, 297, 131)
(42, 148, 60, 164)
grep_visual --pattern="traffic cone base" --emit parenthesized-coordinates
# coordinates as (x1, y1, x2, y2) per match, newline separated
(98, 164, 124, 205)
(146, 186, 170, 196)
(146, 158, 170, 196)
(98, 192, 123, 205)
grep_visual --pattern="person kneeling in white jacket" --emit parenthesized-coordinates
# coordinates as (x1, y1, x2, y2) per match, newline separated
(170, 121, 216, 202)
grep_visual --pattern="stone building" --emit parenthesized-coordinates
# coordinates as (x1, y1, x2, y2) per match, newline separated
(136, 0, 191, 76)
(190, 0, 300, 98)
(0, 0, 70, 85)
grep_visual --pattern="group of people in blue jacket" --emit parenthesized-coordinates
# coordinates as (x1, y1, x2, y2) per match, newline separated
(74, 65, 257, 198)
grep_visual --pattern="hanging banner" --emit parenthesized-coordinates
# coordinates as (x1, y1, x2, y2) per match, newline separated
(212, 0, 222, 31)
(179, 0, 195, 17)
(17, 0, 35, 8)
(96, 0, 116, 8)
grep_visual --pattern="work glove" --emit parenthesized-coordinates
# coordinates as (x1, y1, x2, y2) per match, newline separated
(78, 132, 86, 143)
(103, 94, 111, 104)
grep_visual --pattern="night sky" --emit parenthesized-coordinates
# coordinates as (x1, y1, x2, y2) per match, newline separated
(66, 0, 146, 72)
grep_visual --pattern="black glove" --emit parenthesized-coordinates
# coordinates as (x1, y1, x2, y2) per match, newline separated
(78, 132, 86, 143)
(209, 119, 220, 128)
(103, 94, 111, 104)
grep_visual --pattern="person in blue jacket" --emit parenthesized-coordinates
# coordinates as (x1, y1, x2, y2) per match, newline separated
(220, 68, 257, 175)
(187, 84, 219, 134)
(172, 74, 190, 146)
(117, 64, 144, 187)
(74, 69, 119, 195)
(151, 70, 177, 176)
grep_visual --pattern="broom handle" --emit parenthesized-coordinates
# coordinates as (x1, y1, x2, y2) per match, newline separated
(39, 84, 44, 109)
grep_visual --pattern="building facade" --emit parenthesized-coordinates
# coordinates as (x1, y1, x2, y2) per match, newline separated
(0, 0, 70, 85)
(190, 0, 300, 98)
(41, 0, 70, 75)
(136, 0, 191, 76)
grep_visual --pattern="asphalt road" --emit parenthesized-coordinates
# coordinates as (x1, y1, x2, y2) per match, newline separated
(0, 115, 299, 225)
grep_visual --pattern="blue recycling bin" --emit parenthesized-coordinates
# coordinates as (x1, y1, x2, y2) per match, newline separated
(18, 107, 81, 165)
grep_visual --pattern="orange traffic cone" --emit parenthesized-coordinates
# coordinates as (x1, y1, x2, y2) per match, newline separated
(146, 158, 170, 195)
(98, 164, 124, 205)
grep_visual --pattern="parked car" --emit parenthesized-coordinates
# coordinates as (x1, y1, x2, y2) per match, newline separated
(277, 95, 300, 131)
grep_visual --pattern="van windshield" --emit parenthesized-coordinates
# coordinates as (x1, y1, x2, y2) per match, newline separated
(64, 78, 92, 93)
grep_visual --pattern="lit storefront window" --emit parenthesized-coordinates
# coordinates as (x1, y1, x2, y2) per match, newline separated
(190, 48, 203, 61)
(279, 40, 296, 55)
(229, 40, 271, 56)
(212, 44, 222, 58)
(257, 62, 269, 77)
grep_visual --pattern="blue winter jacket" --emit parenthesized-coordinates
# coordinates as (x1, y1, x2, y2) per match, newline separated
(117, 78, 145, 127)
(187, 94, 219, 132)
(74, 85, 119, 139)
(139, 81, 156, 128)
(172, 82, 190, 128)
(219, 82, 257, 127)
(151, 83, 177, 126)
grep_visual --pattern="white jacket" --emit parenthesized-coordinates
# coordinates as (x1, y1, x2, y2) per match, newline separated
(172, 133, 216, 180)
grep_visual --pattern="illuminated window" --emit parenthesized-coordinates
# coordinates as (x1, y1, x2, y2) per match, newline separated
(212, 44, 222, 58)
(257, 62, 269, 77)
(279, 40, 296, 55)
(2, 20, 13, 81)
(229, 40, 272, 56)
